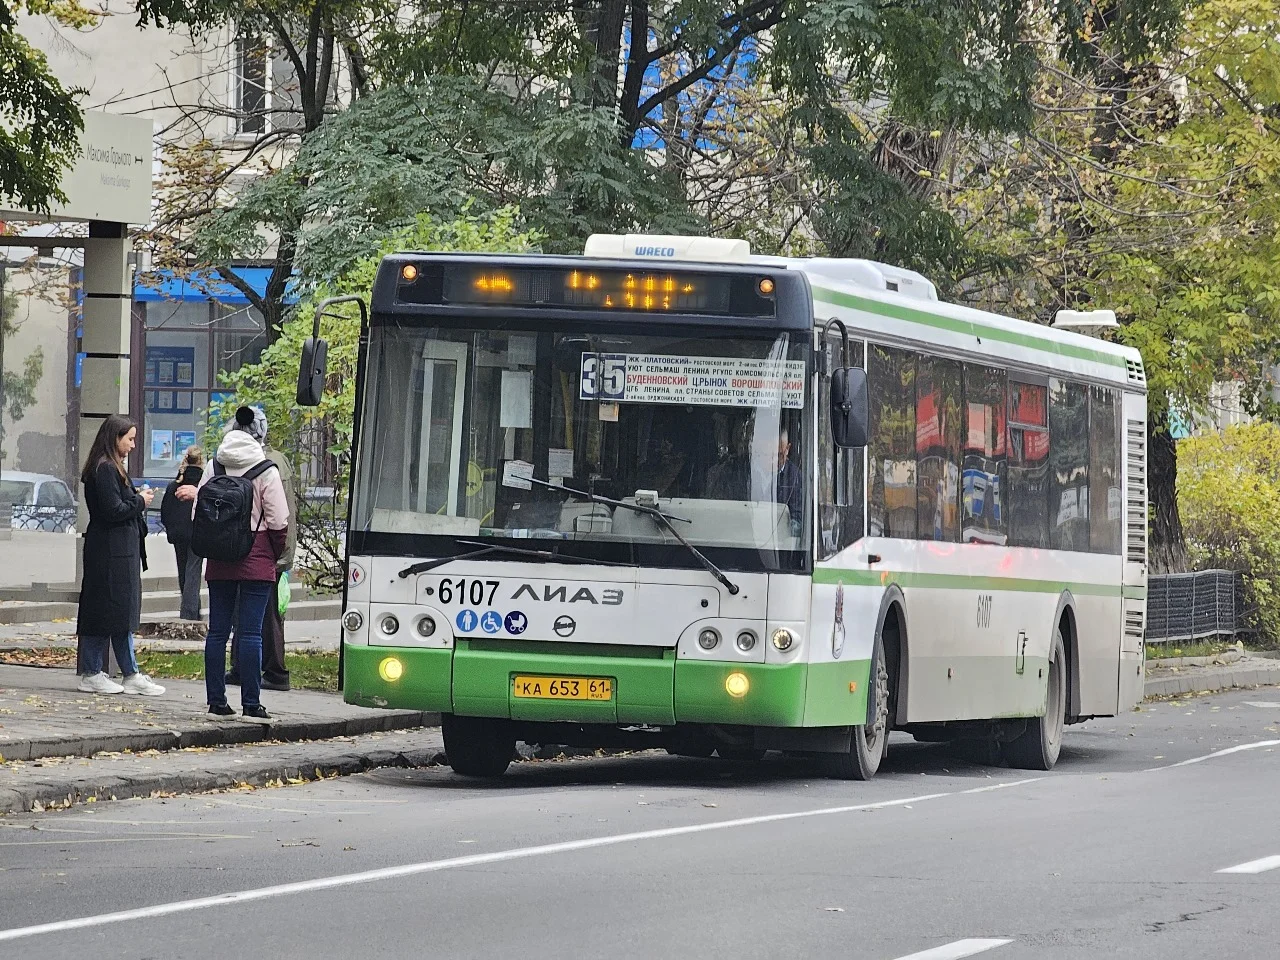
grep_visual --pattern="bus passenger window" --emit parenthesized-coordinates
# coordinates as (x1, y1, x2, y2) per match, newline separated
(962, 365, 1007, 544)
(1007, 379, 1050, 549)
(1049, 379, 1090, 551)
(1088, 385, 1122, 554)
(868, 344, 916, 539)
(915, 356, 962, 542)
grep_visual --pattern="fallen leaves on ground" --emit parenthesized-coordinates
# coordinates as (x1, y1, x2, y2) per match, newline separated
(0, 648, 76, 668)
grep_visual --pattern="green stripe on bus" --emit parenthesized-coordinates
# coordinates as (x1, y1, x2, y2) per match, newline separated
(812, 286, 1129, 369)
(813, 567, 1126, 597)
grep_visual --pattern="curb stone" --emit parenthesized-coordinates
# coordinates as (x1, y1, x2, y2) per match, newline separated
(1144, 661, 1280, 698)
(0, 711, 439, 763)
(0, 743, 447, 815)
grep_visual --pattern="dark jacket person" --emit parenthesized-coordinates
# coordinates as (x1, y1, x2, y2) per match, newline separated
(162, 446, 205, 621)
(75, 414, 166, 696)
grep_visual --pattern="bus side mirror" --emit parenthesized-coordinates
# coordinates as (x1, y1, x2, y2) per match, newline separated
(295, 295, 368, 407)
(831, 367, 868, 448)
(296, 336, 328, 407)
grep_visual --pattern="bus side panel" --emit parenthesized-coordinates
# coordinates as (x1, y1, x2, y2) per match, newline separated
(803, 574, 877, 727)
(1073, 579, 1123, 717)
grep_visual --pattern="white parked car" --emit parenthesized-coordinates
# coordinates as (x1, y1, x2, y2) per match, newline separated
(0, 471, 79, 533)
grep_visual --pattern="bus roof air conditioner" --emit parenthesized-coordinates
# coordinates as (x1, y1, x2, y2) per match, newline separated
(584, 233, 752, 263)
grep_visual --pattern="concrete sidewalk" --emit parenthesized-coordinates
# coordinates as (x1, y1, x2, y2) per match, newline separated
(0, 663, 432, 763)
(1143, 651, 1280, 697)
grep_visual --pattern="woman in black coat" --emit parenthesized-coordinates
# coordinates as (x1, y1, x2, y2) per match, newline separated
(75, 415, 166, 696)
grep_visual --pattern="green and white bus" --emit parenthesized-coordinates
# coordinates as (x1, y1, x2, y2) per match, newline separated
(298, 233, 1147, 779)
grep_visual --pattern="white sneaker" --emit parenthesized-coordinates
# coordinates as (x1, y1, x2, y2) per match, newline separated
(78, 672, 124, 695)
(122, 673, 166, 696)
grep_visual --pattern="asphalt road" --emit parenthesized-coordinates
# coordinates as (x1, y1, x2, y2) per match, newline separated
(2, 688, 1279, 960)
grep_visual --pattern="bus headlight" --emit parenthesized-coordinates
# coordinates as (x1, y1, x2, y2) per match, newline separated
(380, 614, 400, 636)
(735, 630, 758, 652)
(771, 627, 795, 651)
(725, 672, 750, 698)
(698, 628, 721, 650)
(342, 610, 364, 632)
(416, 615, 437, 638)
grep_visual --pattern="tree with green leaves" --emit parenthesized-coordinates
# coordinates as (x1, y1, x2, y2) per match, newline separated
(141, 1, 1185, 346)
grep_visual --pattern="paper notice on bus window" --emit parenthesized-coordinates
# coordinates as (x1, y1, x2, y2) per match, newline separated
(548, 447, 574, 479)
(502, 460, 534, 490)
(579, 353, 805, 409)
(500, 370, 532, 428)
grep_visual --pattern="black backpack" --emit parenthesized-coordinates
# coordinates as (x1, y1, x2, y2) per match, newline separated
(190, 460, 275, 562)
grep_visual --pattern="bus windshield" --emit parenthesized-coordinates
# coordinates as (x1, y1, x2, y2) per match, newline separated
(352, 323, 812, 568)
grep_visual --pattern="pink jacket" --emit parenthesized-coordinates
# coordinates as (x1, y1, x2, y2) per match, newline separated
(196, 431, 290, 582)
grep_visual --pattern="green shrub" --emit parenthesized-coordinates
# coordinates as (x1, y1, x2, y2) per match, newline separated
(1178, 422, 1280, 645)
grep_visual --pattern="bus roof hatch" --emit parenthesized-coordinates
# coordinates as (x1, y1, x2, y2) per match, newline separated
(584, 233, 752, 263)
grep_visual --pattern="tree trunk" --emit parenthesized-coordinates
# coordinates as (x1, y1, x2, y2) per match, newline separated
(1147, 411, 1188, 574)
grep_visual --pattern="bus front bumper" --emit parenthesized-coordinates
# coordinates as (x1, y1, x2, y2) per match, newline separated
(342, 643, 866, 728)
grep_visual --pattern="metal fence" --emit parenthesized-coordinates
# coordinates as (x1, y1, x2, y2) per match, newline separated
(9, 504, 77, 533)
(1144, 569, 1251, 643)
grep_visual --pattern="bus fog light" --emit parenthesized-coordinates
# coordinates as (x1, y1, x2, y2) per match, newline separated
(380, 614, 400, 636)
(378, 657, 403, 682)
(725, 672, 750, 698)
(416, 616, 437, 637)
(735, 630, 757, 652)
(698, 628, 721, 650)
(342, 610, 364, 632)
(771, 628, 795, 651)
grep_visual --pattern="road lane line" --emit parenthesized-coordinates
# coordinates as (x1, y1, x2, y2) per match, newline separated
(1217, 855, 1280, 875)
(890, 938, 1012, 960)
(0, 780, 1045, 943)
(1146, 739, 1280, 771)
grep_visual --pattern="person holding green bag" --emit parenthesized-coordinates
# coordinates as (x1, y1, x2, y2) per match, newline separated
(225, 406, 297, 692)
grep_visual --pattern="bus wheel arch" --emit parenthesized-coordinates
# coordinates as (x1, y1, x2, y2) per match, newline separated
(1052, 592, 1081, 724)
(825, 586, 903, 781)
(876, 586, 909, 728)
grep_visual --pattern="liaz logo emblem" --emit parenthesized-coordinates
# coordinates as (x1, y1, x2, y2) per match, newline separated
(510, 584, 623, 606)
(831, 582, 846, 660)
(348, 563, 365, 586)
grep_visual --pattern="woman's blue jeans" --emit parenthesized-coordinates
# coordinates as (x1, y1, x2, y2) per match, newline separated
(205, 579, 272, 709)
(79, 633, 138, 677)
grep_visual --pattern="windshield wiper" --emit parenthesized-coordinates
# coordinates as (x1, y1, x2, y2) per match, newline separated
(527, 477, 741, 596)
(398, 543, 567, 578)
(398, 540, 635, 579)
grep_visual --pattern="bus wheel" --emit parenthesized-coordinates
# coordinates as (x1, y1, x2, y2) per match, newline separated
(825, 632, 890, 781)
(442, 714, 515, 778)
(1004, 627, 1066, 771)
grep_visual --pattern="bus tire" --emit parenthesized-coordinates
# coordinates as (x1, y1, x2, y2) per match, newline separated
(825, 628, 890, 781)
(442, 714, 515, 778)
(1004, 627, 1067, 771)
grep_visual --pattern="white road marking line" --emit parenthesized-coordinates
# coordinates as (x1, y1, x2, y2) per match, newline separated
(1243, 702, 1280, 709)
(1146, 739, 1280, 771)
(890, 938, 1013, 960)
(0, 781, 1044, 943)
(1217, 855, 1280, 875)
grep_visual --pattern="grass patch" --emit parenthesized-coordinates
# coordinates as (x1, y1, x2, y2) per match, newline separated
(136, 649, 340, 691)
(1145, 640, 1241, 661)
